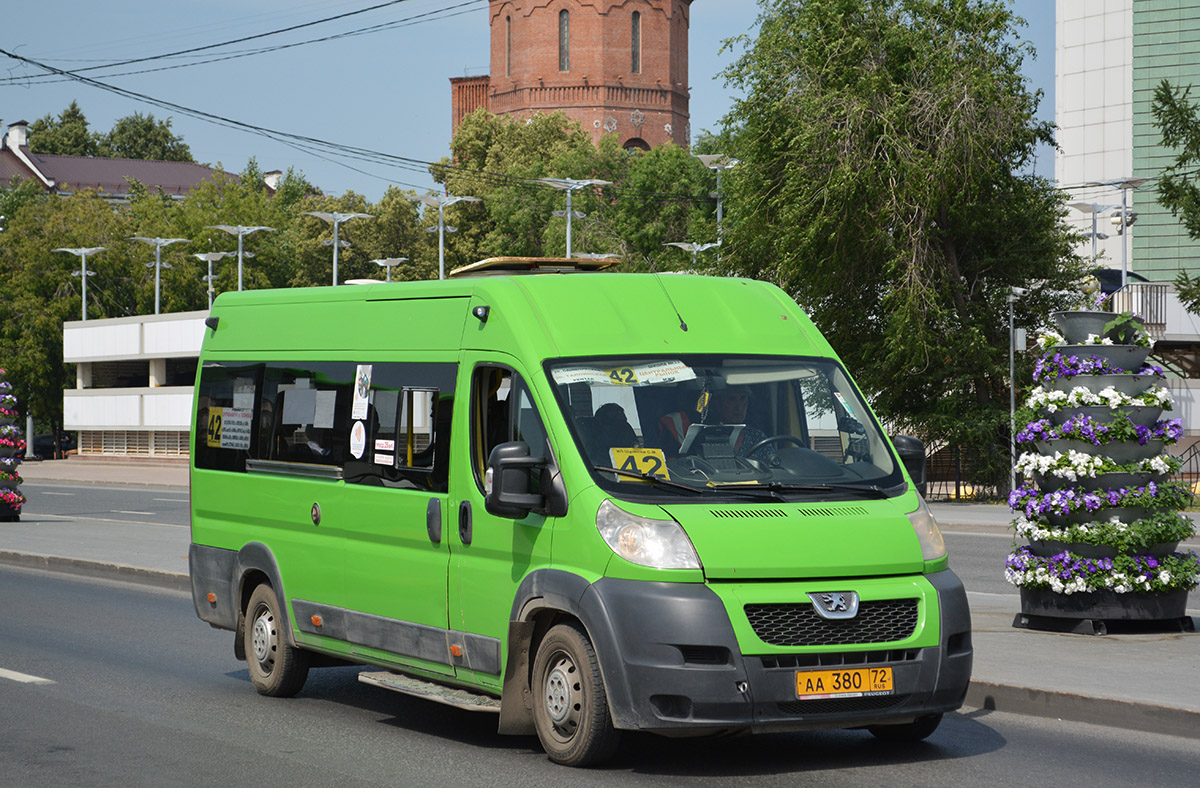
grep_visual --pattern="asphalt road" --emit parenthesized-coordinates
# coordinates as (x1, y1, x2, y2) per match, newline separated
(4, 562, 1200, 785)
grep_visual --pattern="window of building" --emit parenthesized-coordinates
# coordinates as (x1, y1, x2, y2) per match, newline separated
(559, 9, 570, 71)
(631, 11, 641, 74)
(506, 16, 512, 76)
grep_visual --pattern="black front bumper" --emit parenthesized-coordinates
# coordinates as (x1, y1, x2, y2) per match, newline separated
(577, 570, 973, 733)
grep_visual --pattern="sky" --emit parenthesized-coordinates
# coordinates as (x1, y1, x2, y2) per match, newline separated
(1, 0, 1057, 203)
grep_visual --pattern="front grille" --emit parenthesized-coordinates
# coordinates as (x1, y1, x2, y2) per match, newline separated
(759, 649, 919, 670)
(745, 600, 919, 647)
(777, 695, 904, 716)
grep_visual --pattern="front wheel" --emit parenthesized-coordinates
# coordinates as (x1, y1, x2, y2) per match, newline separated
(244, 584, 309, 697)
(531, 623, 620, 767)
(868, 712, 943, 742)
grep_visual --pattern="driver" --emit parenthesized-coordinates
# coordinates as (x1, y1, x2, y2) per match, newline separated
(708, 386, 768, 459)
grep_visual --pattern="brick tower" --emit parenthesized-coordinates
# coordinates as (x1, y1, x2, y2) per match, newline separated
(451, 0, 692, 150)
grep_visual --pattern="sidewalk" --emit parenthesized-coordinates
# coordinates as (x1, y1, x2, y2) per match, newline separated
(2, 458, 1198, 740)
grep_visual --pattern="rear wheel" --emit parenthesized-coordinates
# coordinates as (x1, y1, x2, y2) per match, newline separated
(531, 623, 620, 767)
(244, 584, 309, 697)
(868, 712, 943, 742)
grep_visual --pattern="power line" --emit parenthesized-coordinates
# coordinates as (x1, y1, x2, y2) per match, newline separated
(0, 46, 718, 205)
(0, 0, 486, 85)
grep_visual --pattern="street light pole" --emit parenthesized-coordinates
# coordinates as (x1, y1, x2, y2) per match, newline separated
(1067, 202, 1117, 265)
(194, 252, 234, 309)
(208, 225, 273, 291)
(536, 178, 612, 258)
(695, 154, 739, 247)
(664, 241, 720, 269)
(1086, 178, 1150, 289)
(1007, 286, 1029, 494)
(53, 246, 106, 320)
(372, 257, 408, 282)
(406, 193, 481, 280)
(131, 237, 188, 314)
(303, 212, 374, 286)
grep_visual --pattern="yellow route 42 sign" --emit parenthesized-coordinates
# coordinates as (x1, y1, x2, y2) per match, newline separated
(608, 447, 670, 480)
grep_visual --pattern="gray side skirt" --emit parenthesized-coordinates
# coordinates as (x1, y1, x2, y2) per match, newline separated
(292, 599, 502, 676)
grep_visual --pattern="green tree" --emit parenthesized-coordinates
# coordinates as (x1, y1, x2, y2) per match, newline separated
(0, 190, 134, 432)
(718, 0, 1082, 480)
(437, 109, 716, 268)
(97, 112, 194, 162)
(1150, 80, 1200, 312)
(28, 101, 98, 157)
(1, 176, 45, 233)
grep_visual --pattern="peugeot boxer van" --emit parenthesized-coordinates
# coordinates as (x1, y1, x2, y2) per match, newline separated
(189, 258, 972, 766)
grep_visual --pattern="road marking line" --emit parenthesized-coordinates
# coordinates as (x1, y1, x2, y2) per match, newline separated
(32, 512, 187, 529)
(40, 492, 75, 496)
(0, 667, 55, 685)
(115, 510, 155, 516)
(152, 498, 188, 503)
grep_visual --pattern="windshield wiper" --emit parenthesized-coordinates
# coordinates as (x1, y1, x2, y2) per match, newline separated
(758, 482, 892, 499)
(592, 465, 704, 495)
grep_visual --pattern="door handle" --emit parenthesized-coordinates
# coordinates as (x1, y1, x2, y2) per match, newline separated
(458, 500, 472, 546)
(426, 498, 442, 544)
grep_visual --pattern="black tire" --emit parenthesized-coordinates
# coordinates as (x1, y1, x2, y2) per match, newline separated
(868, 712, 943, 742)
(531, 623, 620, 767)
(244, 584, 309, 697)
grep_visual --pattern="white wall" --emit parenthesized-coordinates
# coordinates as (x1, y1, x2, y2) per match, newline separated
(63, 310, 207, 362)
(64, 387, 194, 431)
(1057, 0, 1139, 276)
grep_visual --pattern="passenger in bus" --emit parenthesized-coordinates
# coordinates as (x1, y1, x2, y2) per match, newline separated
(592, 402, 638, 459)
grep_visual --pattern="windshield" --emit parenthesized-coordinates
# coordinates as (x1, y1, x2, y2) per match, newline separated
(547, 355, 905, 500)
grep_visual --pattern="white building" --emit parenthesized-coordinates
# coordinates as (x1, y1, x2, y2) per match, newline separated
(63, 311, 206, 457)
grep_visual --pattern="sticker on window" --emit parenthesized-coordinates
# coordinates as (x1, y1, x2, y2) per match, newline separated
(553, 361, 695, 387)
(352, 365, 372, 420)
(349, 420, 366, 459)
(218, 408, 253, 451)
(233, 378, 256, 410)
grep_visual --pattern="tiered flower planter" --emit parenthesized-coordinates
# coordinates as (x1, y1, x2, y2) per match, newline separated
(1006, 310, 1200, 634)
(0, 369, 24, 522)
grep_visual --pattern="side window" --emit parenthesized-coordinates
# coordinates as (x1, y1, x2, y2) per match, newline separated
(260, 361, 354, 467)
(471, 366, 548, 491)
(343, 362, 456, 492)
(196, 362, 263, 472)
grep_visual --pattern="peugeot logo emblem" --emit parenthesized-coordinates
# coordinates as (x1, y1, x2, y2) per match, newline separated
(807, 591, 860, 620)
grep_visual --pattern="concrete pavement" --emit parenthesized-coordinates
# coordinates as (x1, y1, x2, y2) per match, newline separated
(2, 456, 1198, 740)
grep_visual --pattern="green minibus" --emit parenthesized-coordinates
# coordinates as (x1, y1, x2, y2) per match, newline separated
(189, 259, 972, 766)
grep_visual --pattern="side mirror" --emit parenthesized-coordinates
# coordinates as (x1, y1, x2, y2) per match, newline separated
(891, 435, 927, 498)
(485, 441, 544, 519)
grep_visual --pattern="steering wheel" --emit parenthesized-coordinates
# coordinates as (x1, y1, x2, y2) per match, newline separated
(745, 434, 808, 457)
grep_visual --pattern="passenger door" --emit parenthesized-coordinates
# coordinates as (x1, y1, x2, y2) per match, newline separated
(447, 358, 555, 690)
(335, 362, 457, 677)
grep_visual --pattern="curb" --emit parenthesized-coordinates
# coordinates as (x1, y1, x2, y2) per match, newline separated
(0, 551, 190, 593)
(961, 680, 1199, 740)
(4, 551, 1198, 741)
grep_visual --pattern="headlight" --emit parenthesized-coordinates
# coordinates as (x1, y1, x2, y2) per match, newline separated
(906, 497, 947, 561)
(596, 500, 700, 570)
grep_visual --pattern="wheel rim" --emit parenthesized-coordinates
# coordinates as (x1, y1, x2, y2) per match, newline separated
(250, 604, 276, 671)
(542, 651, 580, 742)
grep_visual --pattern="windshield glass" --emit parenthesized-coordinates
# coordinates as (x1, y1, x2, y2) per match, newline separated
(547, 355, 904, 500)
